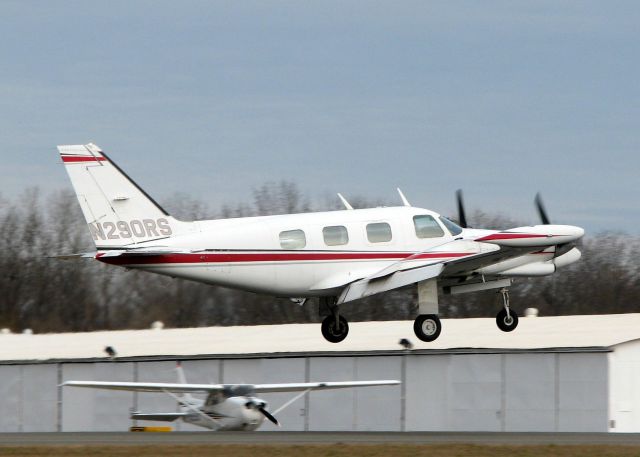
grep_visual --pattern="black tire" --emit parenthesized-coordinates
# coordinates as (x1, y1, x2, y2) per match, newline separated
(413, 314, 442, 342)
(321, 315, 349, 343)
(496, 308, 519, 332)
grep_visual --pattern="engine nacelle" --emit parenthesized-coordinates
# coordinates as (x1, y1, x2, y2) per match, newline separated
(476, 225, 585, 247)
(553, 247, 581, 268)
(496, 247, 581, 277)
(498, 262, 556, 277)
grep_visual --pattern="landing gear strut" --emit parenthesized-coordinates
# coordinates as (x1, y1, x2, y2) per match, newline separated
(319, 297, 349, 343)
(413, 279, 442, 342)
(496, 288, 518, 332)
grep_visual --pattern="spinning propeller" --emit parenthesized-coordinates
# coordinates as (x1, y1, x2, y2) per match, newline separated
(246, 400, 280, 426)
(534, 193, 551, 225)
(455, 190, 559, 228)
(455, 189, 468, 228)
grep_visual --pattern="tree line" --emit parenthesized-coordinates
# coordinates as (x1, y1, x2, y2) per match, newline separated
(0, 185, 638, 333)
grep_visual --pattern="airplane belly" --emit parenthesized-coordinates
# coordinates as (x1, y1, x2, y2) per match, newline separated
(141, 260, 396, 296)
(104, 252, 407, 297)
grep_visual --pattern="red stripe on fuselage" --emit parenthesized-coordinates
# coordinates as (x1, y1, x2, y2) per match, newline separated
(97, 251, 472, 266)
(61, 155, 106, 163)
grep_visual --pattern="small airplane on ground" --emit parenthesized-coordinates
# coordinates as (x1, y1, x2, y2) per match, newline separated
(63, 364, 399, 431)
(56, 144, 584, 343)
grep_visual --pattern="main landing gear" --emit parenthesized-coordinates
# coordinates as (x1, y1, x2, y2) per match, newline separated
(413, 314, 442, 342)
(319, 297, 349, 343)
(496, 287, 518, 332)
(410, 281, 520, 343)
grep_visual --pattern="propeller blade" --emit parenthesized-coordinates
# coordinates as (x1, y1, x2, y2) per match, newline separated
(456, 189, 468, 228)
(258, 407, 280, 426)
(535, 193, 551, 225)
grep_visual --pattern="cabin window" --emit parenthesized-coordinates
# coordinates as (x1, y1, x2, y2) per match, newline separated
(323, 225, 349, 246)
(413, 215, 445, 238)
(439, 216, 463, 236)
(366, 222, 392, 243)
(279, 229, 306, 249)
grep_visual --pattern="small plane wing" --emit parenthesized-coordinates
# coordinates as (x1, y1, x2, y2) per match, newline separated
(62, 381, 224, 393)
(63, 379, 399, 394)
(251, 380, 400, 393)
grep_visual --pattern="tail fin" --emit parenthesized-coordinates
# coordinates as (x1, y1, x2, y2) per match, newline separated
(57, 143, 183, 248)
(175, 362, 198, 407)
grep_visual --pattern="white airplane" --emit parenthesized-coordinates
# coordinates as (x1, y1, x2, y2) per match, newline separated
(56, 143, 584, 343)
(63, 364, 400, 431)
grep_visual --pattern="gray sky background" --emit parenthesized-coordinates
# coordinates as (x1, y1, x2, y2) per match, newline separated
(1, 1, 638, 233)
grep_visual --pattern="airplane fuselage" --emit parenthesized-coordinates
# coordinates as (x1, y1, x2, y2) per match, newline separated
(97, 206, 583, 298)
(183, 396, 266, 431)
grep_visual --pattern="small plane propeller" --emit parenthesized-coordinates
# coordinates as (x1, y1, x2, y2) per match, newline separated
(455, 189, 468, 228)
(258, 406, 279, 426)
(534, 193, 551, 225)
(246, 400, 280, 426)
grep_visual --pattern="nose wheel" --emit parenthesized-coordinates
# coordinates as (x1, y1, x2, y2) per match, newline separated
(496, 288, 518, 332)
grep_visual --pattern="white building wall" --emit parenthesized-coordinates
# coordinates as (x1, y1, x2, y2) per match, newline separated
(608, 339, 640, 432)
(21, 364, 59, 432)
(449, 354, 503, 431)
(404, 354, 450, 430)
(504, 353, 556, 431)
(0, 365, 22, 432)
(558, 353, 608, 431)
(0, 349, 616, 433)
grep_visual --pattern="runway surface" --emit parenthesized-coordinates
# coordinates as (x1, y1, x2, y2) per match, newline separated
(2, 432, 640, 446)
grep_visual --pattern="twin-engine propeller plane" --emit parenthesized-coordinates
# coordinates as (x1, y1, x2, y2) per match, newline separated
(63, 364, 399, 431)
(56, 143, 584, 343)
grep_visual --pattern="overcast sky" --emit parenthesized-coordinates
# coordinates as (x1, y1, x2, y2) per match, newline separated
(1, 1, 638, 233)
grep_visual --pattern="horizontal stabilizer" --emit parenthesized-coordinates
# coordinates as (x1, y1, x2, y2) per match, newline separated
(49, 252, 96, 260)
(131, 412, 187, 422)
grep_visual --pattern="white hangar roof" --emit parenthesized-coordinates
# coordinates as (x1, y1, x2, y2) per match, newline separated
(2, 313, 640, 363)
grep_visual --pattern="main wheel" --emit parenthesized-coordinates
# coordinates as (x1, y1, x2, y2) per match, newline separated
(321, 315, 349, 343)
(413, 314, 442, 342)
(496, 308, 519, 332)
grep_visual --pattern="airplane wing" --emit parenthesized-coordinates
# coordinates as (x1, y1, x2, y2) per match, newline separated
(337, 240, 539, 304)
(63, 379, 399, 394)
(62, 381, 224, 393)
(251, 380, 400, 393)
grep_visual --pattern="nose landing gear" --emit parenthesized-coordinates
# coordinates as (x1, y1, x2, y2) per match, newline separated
(496, 288, 518, 332)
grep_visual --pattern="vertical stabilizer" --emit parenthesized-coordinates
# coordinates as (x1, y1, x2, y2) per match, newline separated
(175, 362, 198, 407)
(57, 143, 186, 248)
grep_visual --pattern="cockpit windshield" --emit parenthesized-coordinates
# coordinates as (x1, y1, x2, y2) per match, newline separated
(439, 216, 463, 236)
(223, 385, 255, 398)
